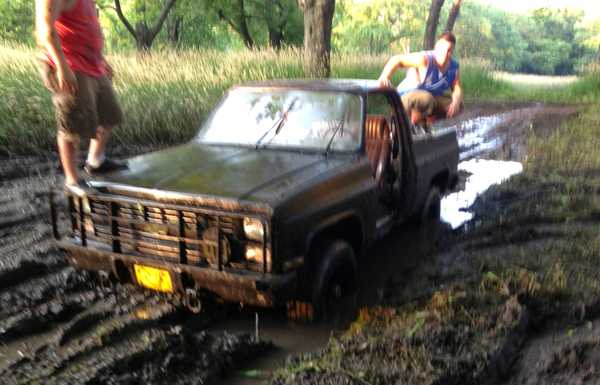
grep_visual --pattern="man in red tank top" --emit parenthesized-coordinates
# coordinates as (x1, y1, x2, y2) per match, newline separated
(35, 0, 126, 190)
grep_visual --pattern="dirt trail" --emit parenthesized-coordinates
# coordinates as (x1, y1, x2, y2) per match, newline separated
(0, 102, 583, 384)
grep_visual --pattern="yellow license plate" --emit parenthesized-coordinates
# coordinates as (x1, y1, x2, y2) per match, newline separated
(133, 264, 173, 293)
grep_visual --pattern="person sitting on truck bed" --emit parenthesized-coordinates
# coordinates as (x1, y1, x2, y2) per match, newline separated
(377, 31, 463, 133)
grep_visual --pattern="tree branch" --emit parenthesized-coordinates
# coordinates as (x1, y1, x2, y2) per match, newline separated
(113, 0, 137, 39)
(217, 9, 241, 35)
(149, 0, 177, 42)
(445, 0, 462, 33)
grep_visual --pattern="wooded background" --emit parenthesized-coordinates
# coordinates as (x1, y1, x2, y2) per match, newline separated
(2, 0, 599, 76)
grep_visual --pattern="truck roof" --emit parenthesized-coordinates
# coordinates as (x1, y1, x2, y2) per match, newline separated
(233, 79, 386, 94)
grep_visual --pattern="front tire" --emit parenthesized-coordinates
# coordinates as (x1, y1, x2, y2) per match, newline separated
(311, 239, 357, 321)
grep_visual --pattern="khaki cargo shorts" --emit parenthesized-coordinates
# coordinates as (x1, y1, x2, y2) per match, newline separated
(401, 90, 462, 119)
(39, 61, 123, 142)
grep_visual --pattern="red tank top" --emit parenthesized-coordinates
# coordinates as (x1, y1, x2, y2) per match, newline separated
(47, 0, 105, 77)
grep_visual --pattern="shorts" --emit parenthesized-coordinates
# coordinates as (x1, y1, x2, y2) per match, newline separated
(39, 62, 123, 141)
(401, 90, 462, 119)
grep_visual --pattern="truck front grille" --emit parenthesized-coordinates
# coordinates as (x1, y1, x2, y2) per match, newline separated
(69, 193, 269, 272)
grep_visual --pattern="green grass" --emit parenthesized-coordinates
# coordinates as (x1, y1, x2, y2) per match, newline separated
(2, 42, 597, 155)
(0, 44, 386, 155)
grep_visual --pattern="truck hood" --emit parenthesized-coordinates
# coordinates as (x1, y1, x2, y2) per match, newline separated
(95, 142, 355, 205)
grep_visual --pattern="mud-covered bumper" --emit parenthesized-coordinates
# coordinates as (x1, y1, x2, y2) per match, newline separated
(58, 238, 296, 307)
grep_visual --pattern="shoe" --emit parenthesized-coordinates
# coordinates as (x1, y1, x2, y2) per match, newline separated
(422, 123, 432, 135)
(64, 179, 90, 197)
(411, 123, 431, 136)
(84, 158, 127, 175)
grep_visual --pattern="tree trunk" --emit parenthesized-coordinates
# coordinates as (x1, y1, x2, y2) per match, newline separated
(300, 0, 336, 78)
(596, 44, 600, 63)
(216, 0, 254, 49)
(445, 0, 462, 33)
(114, 0, 177, 51)
(268, 28, 283, 50)
(265, 0, 288, 50)
(167, 16, 183, 46)
(237, 0, 254, 48)
(423, 0, 444, 50)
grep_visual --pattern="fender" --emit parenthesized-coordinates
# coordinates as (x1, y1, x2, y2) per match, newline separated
(304, 210, 365, 263)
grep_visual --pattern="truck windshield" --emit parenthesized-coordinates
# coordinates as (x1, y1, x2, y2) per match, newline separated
(197, 88, 362, 152)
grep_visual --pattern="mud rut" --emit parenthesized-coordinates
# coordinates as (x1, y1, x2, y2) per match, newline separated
(0, 154, 272, 385)
(0, 103, 581, 384)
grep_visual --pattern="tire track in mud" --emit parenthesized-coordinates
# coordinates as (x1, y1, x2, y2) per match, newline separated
(0, 157, 269, 384)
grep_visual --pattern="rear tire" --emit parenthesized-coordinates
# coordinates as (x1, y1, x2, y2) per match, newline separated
(311, 239, 357, 321)
(420, 186, 441, 225)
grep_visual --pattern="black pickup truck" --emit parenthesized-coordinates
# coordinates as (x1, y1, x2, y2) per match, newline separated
(52, 80, 458, 315)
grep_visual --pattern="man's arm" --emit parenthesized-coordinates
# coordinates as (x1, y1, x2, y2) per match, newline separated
(35, 0, 77, 94)
(447, 71, 463, 118)
(378, 52, 427, 88)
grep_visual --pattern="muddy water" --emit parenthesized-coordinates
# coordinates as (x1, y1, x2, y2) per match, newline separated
(441, 159, 523, 229)
(438, 104, 578, 230)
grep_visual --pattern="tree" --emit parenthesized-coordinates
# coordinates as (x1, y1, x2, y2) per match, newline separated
(264, 0, 292, 50)
(299, 0, 336, 78)
(113, 0, 178, 50)
(332, 0, 428, 54)
(445, 0, 461, 33)
(213, 0, 256, 48)
(423, 0, 444, 49)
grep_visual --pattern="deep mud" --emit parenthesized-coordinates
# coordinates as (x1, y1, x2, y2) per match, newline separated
(0, 102, 589, 384)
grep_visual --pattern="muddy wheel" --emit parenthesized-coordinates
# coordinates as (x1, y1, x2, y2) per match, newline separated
(311, 239, 357, 321)
(420, 185, 441, 225)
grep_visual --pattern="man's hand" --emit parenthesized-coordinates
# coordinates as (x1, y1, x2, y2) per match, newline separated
(57, 64, 77, 94)
(447, 100, 460, 118)
(378, 77, 393, 88)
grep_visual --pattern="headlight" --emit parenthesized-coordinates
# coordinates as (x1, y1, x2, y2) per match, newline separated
(245, 245, 263, 264)
(243, 217, 264, 242)
(245, 245, 271, 269)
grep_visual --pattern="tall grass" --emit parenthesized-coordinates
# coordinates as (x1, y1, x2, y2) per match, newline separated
(1, 42, 598, 155)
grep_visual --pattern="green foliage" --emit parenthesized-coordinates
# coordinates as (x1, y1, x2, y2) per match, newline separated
(3, 0, 599, 75)
(0, 0, 34, 45)
(333, 0, 427, 54)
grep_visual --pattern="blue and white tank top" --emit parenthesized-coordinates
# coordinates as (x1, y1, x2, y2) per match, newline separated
(397, 51, 459, 96)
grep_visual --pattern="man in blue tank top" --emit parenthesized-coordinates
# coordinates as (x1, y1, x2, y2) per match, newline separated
(378, 32, 463, 131)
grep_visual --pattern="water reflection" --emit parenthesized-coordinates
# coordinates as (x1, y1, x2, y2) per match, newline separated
(441, 158, 523, 229)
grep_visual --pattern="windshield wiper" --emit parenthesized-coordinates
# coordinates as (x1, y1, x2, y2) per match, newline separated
(255, 98, 298, 149)
(323, 114, 346, 155)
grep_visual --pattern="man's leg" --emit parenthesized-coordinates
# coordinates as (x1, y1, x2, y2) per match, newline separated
(57, 134, 80, 186)
(87, 125, 112, 167)
(402, 91, 435, 122)
(402, 90, 435, 133)
(409, 109, 425, 125)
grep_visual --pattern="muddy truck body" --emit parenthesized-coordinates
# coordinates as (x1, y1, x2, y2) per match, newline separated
(51, 80, 458, 313)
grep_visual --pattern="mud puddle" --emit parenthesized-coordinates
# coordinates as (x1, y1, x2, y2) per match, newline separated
(441, 159, 523, 229)
(438, 103, 577, 229)
(211, 310, 336, 385)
